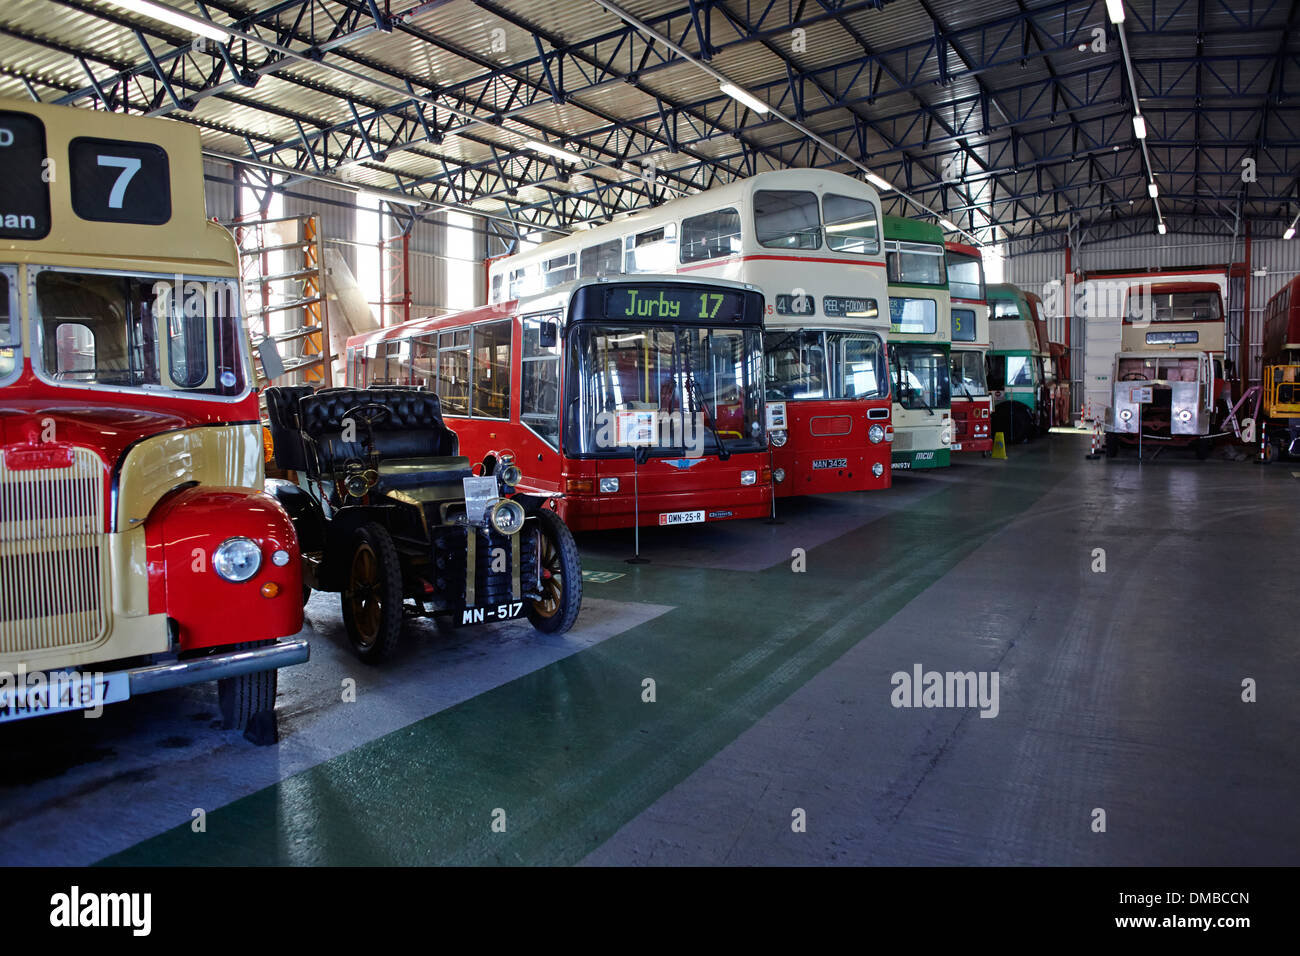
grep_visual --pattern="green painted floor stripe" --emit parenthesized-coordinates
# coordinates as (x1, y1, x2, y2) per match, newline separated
(101, 455, 1067, 866)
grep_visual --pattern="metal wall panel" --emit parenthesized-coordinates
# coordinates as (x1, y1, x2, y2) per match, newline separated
(281, 179, 359, 277)
(202, 159, 237, 223)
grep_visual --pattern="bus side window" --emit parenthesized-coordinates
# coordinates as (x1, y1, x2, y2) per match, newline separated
(579, 240, 622, 278)
(471, 320, 512, 419)
(412, 333, 437, 390)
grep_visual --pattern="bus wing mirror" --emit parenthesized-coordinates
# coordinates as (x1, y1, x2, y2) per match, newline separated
(540, 321, 558, 349)
(258, 337, 286, 382)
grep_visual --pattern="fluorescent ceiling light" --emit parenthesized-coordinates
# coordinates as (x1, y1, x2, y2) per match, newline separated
(1157, 222, 1167, 235)
(826, 219, 877, 233)
(359, 189, 423, 207)
(939, 218, 957, 232)
(1148, 182, 1159, 198)
(1284, 226, 1296, 240)
(526, 140, 585, 165)
(719, 82, 771, 116)
(101, 0, 232, 42)
(865, 172, 894, 193)
(1132, 115, 1147, 139)
(1105, 0, 1126, 24)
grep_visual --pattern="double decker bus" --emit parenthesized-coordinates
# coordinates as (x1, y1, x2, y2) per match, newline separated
(1261, 275, 1300, 460)
(1105, 280, 1228, 458)
(347, 275, 771, 531)
(0, 100, 307, 730)
(944, 241, 993, 455)
(485, 169, 893, 498)
(986, 283, 1051, 442)
(884, 216, 952, 470)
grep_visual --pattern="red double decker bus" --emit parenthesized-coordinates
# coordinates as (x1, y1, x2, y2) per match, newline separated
(485, 169, 893, 498)
(346, 275, 772, 531)
(944, 242, 993, 455)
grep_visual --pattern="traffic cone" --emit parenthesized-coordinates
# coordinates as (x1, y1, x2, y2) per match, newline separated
(991, 431, 1007, 459)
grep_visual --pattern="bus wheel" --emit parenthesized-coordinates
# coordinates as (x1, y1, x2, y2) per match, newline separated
(1194, 438, 1212, 460)
(1105, 432, 1119, 458)
(527, 509, 583, 635)
(218, 642, 278, 741)
(342, 523, 404, 663)
(1012, 404, 1034, 443)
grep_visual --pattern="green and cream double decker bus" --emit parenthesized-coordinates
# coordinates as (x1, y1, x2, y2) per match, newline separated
(986, 283, 1050, 442)
(884, 216, 951, 470)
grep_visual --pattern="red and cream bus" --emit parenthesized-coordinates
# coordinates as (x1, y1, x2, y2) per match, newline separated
(347, 275, 772, 531)
(0, 100, 307, 731)
(1106, 279, 1229, 458)
(944, 242, 993, 455)
(484, 169, 893, 498)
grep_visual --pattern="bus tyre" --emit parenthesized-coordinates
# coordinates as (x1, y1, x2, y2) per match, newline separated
(1012, 404, 1033, 444)
(342, 522, 404, 663)
(1105, 432, 1119, 458)
(527, 509, 583, 635)
(1195, 438, 1212, 460)
(218, 643, 278, 743)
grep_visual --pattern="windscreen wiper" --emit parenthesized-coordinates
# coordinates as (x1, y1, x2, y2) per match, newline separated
(688, 376, 731, 461)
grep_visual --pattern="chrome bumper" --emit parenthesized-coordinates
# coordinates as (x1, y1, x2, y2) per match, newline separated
(129, 639, 310, 696)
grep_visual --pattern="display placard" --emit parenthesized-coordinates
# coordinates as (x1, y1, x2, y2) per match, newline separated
(0, 110, 51, 240)
(69, 136, 171, 225)
(951, 307, 977, 342)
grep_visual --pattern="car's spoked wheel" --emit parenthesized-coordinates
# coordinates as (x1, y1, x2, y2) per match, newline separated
(526, 509, 582, 635)
(342, 522, 403, 663)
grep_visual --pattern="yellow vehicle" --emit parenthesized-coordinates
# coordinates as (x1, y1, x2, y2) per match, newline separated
(0, 99, 307, 736)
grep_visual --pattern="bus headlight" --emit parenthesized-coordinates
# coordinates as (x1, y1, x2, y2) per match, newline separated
(940, 429, 952, 444)
(498, 462, 524, 489)
(868, 424, 885, 444)
(872, 462, 884, 477)
(213, 537, 262, 582)
(599, 477, 620, 493)
(740, 470, 758, 486)
(769, 429, 788, 447)
(488, 498, 526, 536)
(773, 468, 786, 483)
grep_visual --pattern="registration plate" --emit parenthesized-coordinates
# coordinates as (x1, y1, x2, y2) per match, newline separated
(951, 443, 963, 451)
(812, 458, 848, 470)
(460, 601, 526, 625)
(0, 670, 129, 724)
(659, 510, 705, 526)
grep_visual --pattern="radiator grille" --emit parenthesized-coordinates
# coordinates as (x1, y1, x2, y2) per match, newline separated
(0, 448, 110, 655)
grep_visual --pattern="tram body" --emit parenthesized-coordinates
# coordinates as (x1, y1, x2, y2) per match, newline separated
(944, 242, 993, 455)
(486, 169, 893, 497)
(884, 217, 952, 470)
(348, 276, 772, 531)
(0, 99, 306, 728)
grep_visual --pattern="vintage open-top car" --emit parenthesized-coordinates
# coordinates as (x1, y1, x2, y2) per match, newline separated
(263, 384, 582, 661)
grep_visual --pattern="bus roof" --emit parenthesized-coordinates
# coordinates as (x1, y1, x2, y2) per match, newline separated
(883, 215, 944, 245)
(986, 283, 1028, 303)
(944, 240, 981, 259)
(0, 98, 236, 274)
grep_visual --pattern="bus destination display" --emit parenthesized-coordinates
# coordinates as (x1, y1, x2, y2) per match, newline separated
(0, 110, 52, 240)
(69, 137, 171, 225)
(604, 285, 747, 323)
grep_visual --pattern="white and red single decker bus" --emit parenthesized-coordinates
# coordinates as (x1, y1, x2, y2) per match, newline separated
(347, 275, 773, 531)
(485, 169, 893, 498)
(944, 241, 993, 455)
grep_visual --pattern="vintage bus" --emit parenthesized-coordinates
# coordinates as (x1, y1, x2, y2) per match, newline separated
(1261, 274, 1300, 459)
(884, 216, 952, 470)
(347, 275, 772, 531)
(944, 241, 993, 455)
(484, 169, 893, 498)
(986, 283, 1050, 442)
(0, 99, 307, 732)
(1106, 280, 1228, 458)
(1025, 290, 1066, 429)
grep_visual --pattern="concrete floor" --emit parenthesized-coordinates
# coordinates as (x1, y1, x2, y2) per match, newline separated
(2, 434, 1297, 865)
